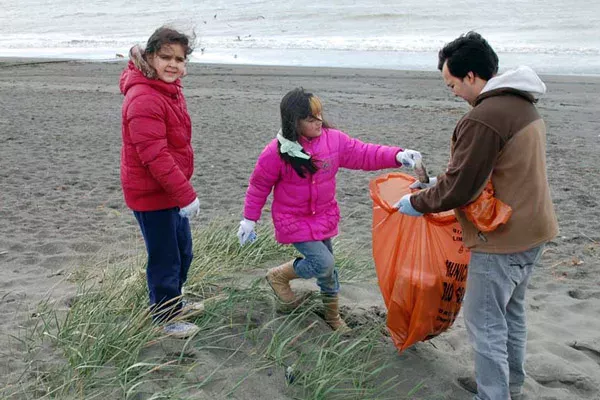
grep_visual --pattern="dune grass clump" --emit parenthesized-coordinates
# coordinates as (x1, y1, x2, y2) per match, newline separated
(1, 219, 419, 399)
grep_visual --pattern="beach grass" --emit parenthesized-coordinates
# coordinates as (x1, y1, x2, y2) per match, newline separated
(1, 219, 420, 399)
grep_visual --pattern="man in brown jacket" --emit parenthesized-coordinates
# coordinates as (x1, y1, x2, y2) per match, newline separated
(396, 32, 558, 400)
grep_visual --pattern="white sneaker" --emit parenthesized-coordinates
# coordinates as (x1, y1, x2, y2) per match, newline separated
(162, 321, 200, 339)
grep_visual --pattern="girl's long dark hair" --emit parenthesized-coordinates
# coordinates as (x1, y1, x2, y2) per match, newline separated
(279, 88, 331, 178)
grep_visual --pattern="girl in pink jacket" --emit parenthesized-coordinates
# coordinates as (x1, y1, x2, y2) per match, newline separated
(237, 88, 421, 331)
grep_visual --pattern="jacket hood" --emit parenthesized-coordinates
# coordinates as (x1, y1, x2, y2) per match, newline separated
(119, 61, 181, 97)
(480, 66, 546, 97)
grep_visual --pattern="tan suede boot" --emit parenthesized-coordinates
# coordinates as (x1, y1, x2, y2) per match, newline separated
(266, 260, 308, 309)
(322, 294, 352, 333)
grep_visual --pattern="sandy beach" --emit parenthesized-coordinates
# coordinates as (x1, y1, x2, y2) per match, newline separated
(0, 59, 599, 399)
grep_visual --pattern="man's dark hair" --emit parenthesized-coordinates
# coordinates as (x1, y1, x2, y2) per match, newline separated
(437, 31, 499, 80)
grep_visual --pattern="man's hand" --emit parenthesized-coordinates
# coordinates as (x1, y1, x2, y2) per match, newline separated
(393, 194, 424, 217)
(179, 198, 200, 218)
(409, 177, 438, 190)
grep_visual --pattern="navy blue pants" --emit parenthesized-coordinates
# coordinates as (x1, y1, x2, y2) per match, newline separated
(134, 208, 193, 322)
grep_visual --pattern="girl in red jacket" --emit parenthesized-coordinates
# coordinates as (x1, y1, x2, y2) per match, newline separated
(237, 88, 422, 332)
(120, 26, 200, 338)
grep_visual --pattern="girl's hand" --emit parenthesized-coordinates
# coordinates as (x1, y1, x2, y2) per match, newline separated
(237, 219, 257, 246)
(396, 149, 422, 168)
(179, 198, 200, 218)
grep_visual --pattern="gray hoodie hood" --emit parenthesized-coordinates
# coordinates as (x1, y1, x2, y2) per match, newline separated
(480, 66, 546, 97)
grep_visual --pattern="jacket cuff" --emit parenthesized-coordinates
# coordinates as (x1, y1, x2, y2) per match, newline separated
(178, 190, 197, 208)
(410, 193, 426, 213)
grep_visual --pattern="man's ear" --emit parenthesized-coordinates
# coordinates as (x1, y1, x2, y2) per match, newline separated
(466, 71, 476, 83)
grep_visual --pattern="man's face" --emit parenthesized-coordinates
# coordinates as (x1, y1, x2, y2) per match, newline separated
(442, 61, 479, 105)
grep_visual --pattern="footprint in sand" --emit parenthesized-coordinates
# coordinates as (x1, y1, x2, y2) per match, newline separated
(533, 293, 550, 301)
(526, 353, 598, 395)
(340, 305, 387, 329)
(569, 339, 600, 366)
(568, 288, 600, 300)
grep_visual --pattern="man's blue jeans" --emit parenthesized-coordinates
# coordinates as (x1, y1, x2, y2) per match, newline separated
(464, 244, 545, 400)
(292, 239, 339, 295)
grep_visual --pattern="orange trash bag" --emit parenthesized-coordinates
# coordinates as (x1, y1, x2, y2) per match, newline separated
(369, 172, 471, 352)
(460, 180, 512, 233)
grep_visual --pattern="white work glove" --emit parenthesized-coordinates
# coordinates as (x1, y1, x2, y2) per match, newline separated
(409, 176, 438, 190)
(237, 218, 257, 246)
(179, 198, 200, 218)
(396, 149, 422, 169)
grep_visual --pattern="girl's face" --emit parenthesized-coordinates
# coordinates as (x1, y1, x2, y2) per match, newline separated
(298, 113, 323, 139)
(148, 43, 186, 83)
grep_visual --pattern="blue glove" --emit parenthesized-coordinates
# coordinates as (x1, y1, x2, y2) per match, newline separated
(393, 194, 423, 217)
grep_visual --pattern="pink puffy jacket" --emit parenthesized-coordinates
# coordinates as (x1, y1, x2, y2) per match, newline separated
(243, 128, 402, 244)
(120, 61, 196, 211)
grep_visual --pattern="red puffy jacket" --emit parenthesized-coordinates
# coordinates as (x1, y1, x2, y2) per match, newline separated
(119, 61, 197, 211)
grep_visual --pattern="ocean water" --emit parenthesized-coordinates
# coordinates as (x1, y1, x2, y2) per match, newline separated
(2, 0, 599, 75)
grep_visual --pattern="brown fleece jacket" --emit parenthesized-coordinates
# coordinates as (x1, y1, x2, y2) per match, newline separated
(411, 88, 558, 253)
